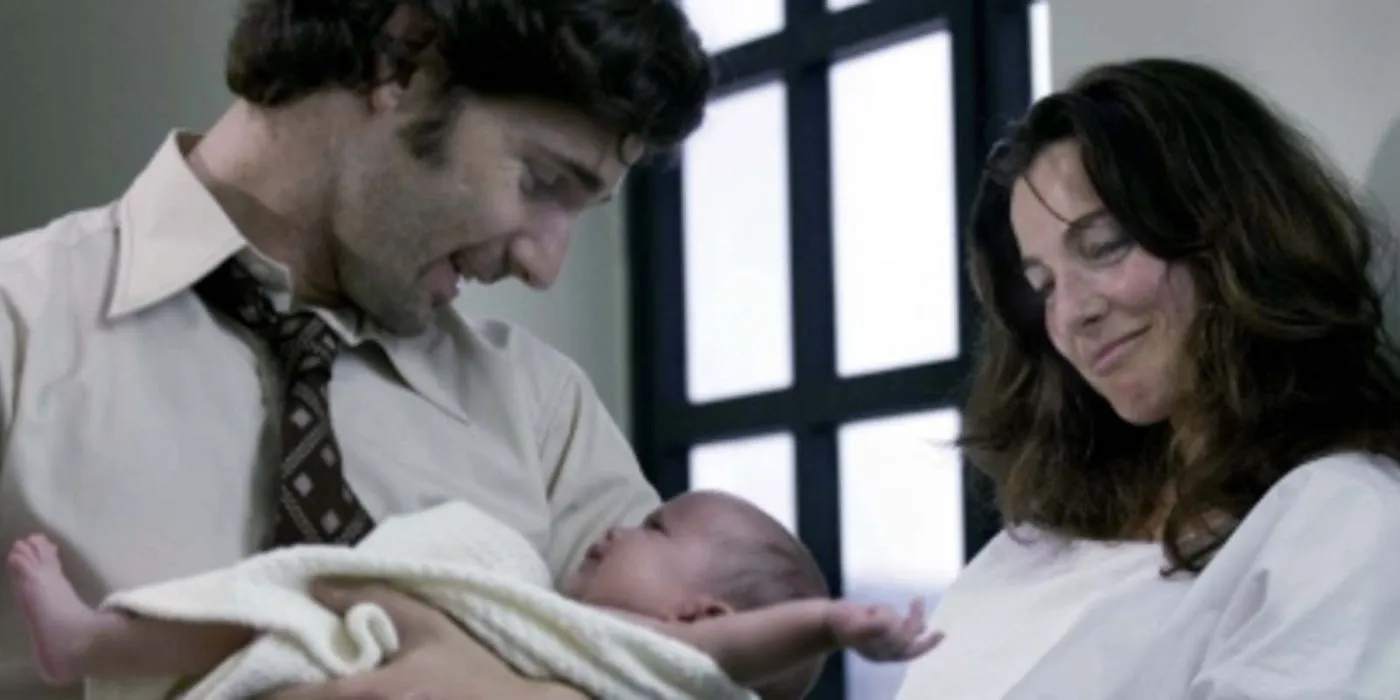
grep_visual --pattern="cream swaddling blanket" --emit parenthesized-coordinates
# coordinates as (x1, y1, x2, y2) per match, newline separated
(85, 501, 755, 700)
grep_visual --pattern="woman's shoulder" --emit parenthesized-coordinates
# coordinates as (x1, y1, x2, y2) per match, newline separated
(1226, 450, 1400, 561)
(1255, 450, 1400, 512)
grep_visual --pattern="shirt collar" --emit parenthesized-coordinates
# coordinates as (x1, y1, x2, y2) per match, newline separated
(105, 131, 472, 425)
(106, 131, 366, 343)
(107, 131, 247, 320)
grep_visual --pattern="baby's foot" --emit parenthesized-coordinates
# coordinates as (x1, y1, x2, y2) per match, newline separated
(5, 534, 100, 685)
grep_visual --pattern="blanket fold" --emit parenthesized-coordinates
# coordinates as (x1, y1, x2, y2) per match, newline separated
(85, 501, 755, 700)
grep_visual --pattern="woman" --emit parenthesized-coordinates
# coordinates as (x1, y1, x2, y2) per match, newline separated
(896, 58, 1400, 698)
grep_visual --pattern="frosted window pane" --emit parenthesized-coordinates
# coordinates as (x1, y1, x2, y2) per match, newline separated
(682, 0, 783, 53)
(831, 32, 960, 377)
(1031, 0, 1053, 99)
(839, 409, 964, 699)
(683, 82, 793, 403)
(689, 433, 797, 534)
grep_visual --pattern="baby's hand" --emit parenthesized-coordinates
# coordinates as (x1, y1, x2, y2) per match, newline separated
(826, 598, 943, 662)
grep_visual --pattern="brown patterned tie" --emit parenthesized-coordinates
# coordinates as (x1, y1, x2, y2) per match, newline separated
(195, 258, 375, 548)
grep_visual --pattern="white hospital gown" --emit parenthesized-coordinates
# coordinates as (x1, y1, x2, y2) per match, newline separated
(896, 451, 1400, 700)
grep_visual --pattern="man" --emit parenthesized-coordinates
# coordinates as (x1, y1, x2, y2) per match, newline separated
(0, 1, 712, 697)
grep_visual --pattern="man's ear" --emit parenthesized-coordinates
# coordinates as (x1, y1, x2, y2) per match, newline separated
(674, 596, 736, 623)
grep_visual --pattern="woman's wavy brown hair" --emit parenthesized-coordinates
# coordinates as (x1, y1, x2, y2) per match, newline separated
(961, 57, 1400, 574)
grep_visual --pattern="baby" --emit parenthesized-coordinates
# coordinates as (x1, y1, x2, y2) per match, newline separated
(7, 490, 941, 694)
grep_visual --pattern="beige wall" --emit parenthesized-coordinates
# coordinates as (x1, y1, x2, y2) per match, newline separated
(0, 0, 633, 431)
(1050, 0, 1400, 333)
(0, 1, 238, 233)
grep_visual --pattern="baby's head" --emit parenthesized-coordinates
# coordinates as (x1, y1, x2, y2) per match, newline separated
(561, 490, 830, 620)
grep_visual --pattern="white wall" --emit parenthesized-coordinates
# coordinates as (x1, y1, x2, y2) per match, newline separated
(453, 205, 632, 433)
(0, 0, 632, 431)
(1049, 0, 1400, 332)
(0, 1, 238, 231)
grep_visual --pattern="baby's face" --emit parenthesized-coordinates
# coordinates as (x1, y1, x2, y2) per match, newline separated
(561, 491, 749, 619)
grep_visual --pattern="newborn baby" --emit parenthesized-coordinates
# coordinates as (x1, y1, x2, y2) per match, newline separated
(7, 490, 940, 694)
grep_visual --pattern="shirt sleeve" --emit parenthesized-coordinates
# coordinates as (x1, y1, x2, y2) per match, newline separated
(0, 291, 22, 478)
(530, 350, 660, 582)
(1190, 453, 1400, 699)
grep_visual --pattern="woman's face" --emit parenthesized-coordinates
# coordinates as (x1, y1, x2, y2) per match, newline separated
(1008, 139, 1198, 425)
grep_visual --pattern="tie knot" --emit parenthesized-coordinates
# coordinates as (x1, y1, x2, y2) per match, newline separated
(196, 259, 343, 371)
(275, 313, 341, 373)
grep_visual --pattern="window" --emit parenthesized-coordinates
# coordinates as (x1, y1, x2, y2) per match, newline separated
(830, 31, 959, 378)
(1031, 0, 1053, 98)
(839, 409, 963, 697)
(628, 1, 1039, 696)
(682, 82, 794, 402)
(683, 0, 784, 53)
(689, 432, 798, 532)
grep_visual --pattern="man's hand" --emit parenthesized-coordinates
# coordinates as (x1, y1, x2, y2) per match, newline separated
(256, 580, 590, 700)
(826, 598, 943, 662)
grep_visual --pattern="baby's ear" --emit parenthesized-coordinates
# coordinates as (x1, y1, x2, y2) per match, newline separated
(675, 596, 736, 623)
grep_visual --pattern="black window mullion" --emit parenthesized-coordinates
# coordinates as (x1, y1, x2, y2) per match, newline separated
(798, 427, 846, 700)
(949, 0, 1034, 561)
(785, 0, 845, 685)
(785, 23, 837, 399)
(985, 0, 1035, 129)
(784, 30, 839, 580)
(711, 0, 955, 96)
(787, 0, 826, 21)
(651, 363, 968, 449)
(625, 162, 686, 493)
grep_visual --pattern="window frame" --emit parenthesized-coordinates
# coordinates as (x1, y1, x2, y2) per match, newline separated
(626, 0, 1037, 695)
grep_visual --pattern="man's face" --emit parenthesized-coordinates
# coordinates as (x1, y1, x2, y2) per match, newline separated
(328, 89, 635, 336)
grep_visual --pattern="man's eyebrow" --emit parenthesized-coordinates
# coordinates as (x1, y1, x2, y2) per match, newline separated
(542, 146, 605, 195)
